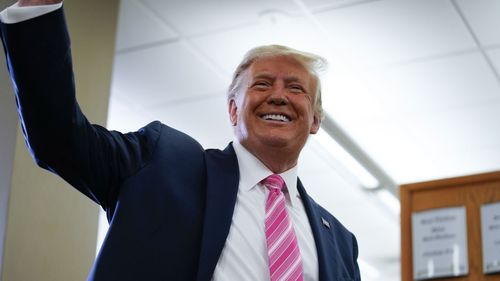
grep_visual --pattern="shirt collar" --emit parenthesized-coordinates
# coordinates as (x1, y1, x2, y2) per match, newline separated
(232, 141, 300, 207)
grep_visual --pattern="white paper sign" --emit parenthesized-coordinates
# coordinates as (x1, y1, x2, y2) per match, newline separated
(412, 206, 468, 280)
(481, 202, 500, 274)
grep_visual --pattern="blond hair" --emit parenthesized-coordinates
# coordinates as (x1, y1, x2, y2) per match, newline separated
(227, 45, 327, 120)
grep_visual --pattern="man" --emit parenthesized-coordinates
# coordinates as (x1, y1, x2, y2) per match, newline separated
(0, 1, 361, 280)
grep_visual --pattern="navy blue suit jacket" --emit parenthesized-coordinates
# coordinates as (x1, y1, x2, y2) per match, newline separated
(0, 8, 361, 281)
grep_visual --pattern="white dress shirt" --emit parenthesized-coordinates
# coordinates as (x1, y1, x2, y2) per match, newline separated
(0, 4, 319, 280)
(212, 141, 318, 281)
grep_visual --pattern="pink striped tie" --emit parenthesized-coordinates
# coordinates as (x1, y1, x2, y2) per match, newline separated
(262, 174, 304, 281)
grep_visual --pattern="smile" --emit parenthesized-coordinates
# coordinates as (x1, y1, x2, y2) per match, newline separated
(260, 114, 291, 122)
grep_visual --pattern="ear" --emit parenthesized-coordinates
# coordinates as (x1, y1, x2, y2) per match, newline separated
(309, 115, 321, 134)
(229, 99, 238, 126)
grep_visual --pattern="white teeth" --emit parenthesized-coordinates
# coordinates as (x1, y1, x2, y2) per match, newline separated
(262, 114, 290, 122)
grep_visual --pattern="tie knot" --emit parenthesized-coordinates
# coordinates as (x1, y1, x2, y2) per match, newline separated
(261, 174, 285, 192)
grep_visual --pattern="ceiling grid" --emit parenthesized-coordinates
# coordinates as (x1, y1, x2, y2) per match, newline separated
(450, 0, 500, 86)
(108, 1, 500, 280)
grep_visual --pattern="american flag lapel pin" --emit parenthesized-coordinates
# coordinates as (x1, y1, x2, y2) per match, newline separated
(321, 217, 330, 229)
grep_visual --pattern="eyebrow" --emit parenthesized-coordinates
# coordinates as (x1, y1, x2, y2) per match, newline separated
(252, 73, 274, 81)
(252, 72, 306, 84)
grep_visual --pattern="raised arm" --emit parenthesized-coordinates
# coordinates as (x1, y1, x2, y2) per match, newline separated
(0, 5, 160, 216)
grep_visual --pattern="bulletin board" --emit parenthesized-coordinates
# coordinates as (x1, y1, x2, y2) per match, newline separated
(400, 171, 500, 281)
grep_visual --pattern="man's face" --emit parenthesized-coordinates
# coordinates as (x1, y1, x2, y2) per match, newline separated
(229, 56, 321, 156)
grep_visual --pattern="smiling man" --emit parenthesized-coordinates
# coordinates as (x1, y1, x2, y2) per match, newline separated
(229, 54, 321, 174)
(0, 1, 360, 281)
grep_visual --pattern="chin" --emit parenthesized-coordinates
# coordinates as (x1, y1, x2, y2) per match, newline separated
(259, 135, 293, 148)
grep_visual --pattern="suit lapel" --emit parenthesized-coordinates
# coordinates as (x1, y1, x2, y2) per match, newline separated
(297, 179, 336, 281)
(195, 146, 339, 281)
(196, 143, 240, 281)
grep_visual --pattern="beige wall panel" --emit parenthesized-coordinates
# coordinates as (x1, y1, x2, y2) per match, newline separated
(0, 2, 18, 277)
(1, 1, 119, 280)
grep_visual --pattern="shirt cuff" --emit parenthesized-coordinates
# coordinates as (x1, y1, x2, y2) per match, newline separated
(0, 2, 62, 24)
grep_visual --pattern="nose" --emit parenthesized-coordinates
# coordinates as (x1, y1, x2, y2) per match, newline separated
(267, 83, 288, 106)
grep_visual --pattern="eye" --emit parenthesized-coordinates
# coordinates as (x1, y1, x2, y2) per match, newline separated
(288, 84, 305, 93)
(252, 80, 271, 90)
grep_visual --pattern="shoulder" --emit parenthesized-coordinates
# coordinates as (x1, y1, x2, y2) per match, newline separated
(138, 120, 205, 156)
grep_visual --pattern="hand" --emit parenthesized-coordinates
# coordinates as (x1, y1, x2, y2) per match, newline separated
(18, 0, 63, 6)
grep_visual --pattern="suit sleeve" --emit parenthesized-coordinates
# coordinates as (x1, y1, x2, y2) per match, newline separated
(0, 7, 159, 216)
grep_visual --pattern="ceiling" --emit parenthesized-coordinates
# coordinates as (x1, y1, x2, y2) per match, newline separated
(107, 0, 500, 280)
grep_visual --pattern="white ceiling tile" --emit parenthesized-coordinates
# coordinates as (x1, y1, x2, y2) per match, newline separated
(191, 16, 332, 77)
(324, 52, 500, 134)
(112, 41, 227, 108)
(314, 0, 477, 67)
(414, 102, 500, 151)
(116, 0, 178, 51)
(300, 0, 372, 12)
(142, 0, 302, 37)
(142, 95, 234, 149)
(411, 105, 500, 182)
(411, 101, 500, 170)
(106, 95, 157, 132)
(334, 118, 431, 184)
(366, 52, 500, 113)
(334, 100, 500, 184)
(455, 0, 500, 46)
(324, 52, 500, 183)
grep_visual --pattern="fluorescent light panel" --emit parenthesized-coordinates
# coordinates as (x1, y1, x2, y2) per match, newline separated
(315, 128, 379, 189)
